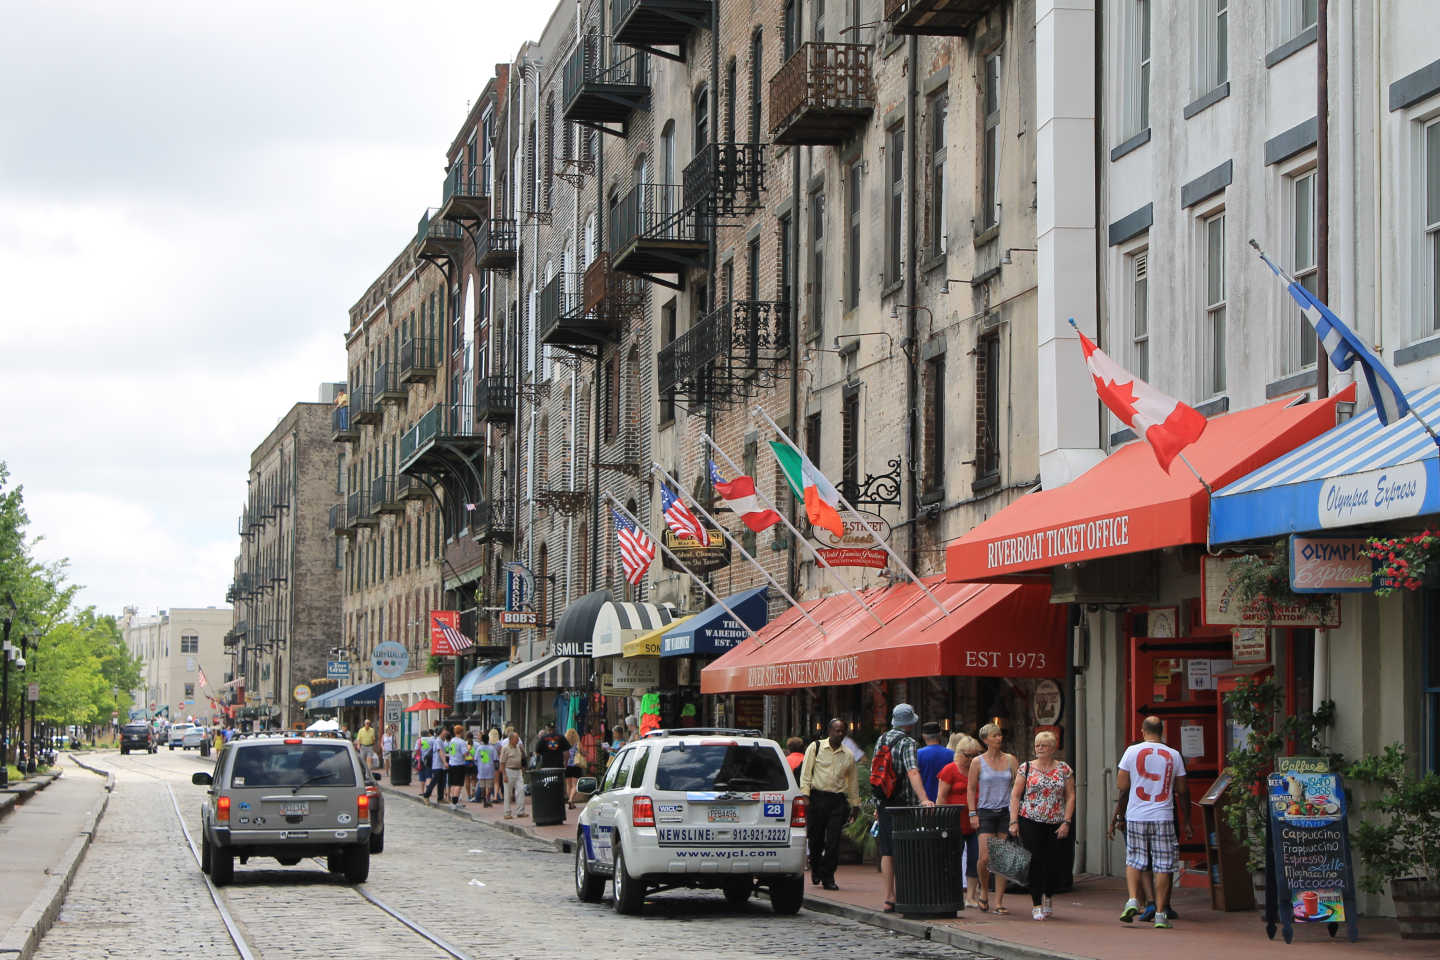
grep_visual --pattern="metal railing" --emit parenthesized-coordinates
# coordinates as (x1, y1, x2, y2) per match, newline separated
(473, 499, 511, 540)
(399, 403, 481, 464)
(657, 298, 791, 399)
(539, 271, 586, 336)
(415, 208, 464, 252)
(769, 42, 875, 135)
(350, 387, 378, 422)
(346, 489, 369, 522)
(400, 338, 438, 378)
(442, 163, 488, 207)
(476, 375, 515, 420)
(476, 217, 517, 267)
(332, 403, 353, 435)
(328, 503, 347, 532)
(610, 182, 707, 251)
(371, 475, 395, 509)
(374, 363, 397, 398)
(563, 34, 648, 107)
(683, 142, 766, 219)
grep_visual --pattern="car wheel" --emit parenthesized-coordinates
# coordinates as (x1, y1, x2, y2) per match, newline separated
(326, 853, 345, 874)
(211, 849, 234, 886)
(343, 844, 370, 884)
(169, 744, 175, 751)
(723, 880, 754, 906)
(574, 836, 606, 903)
(200, 837, 212, 874)
(769, 875, 805, 916)
(611, 847, 645, 915)
(369, 830, 384, 854)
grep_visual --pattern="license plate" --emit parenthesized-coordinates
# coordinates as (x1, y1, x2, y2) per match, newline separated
(282, 802, 309, 816)
(281, 831, 309, 839)
(707, 805, 739, 823)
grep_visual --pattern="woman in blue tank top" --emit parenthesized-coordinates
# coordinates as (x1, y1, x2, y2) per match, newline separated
(966, 723, 1018, 914)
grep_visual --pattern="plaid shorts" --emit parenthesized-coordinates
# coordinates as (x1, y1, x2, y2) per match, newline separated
(1124, 819, 1178, 872)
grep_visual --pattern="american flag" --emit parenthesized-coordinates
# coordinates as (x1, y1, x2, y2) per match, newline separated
(197, 667, 209, 690)
(660, 482, 710, 546)
(434, 614, 473, 653)
(613, 509, 656, 586)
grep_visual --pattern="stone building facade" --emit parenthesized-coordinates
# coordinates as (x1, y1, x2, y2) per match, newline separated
(121, 606, 232, 725)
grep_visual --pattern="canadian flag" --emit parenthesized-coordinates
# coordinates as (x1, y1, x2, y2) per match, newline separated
(1071, 320, 1206, 471)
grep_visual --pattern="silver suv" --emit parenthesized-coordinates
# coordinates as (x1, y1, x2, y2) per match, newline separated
(192, 734, 384, 885)
(574, 728, 807, 915)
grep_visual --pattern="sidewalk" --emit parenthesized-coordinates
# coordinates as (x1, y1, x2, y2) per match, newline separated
(378, 767, 1433, 960)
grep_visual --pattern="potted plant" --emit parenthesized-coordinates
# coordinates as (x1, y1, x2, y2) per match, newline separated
(1226, 540, 1336, 622)
(1357, 530, 1440, 595)
(1345, 744, 1440, 938)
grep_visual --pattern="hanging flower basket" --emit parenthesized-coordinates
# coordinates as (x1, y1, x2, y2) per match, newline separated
(1357, 529, 1440, 595)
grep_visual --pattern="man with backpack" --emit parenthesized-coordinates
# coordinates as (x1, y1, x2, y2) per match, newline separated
(871, 703, 934, 912)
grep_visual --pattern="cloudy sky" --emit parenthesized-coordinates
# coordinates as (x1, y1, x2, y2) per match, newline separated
(0, 1, 544, 617)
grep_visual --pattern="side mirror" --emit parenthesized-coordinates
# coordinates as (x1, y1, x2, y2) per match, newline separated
(372, 772, 384, 783)
(192, 772, 212, 786)
(577, 777, 598, 796)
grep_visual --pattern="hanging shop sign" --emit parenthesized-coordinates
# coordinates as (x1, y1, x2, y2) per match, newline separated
(1032, 679, 1063, 725)
(1263, 769, 1359, 943)
(371, 641, 410, 679)
(1232, 627, 1270, 665)
(326, 660, 350, 679)
(1288, 535, 1375, 593)
(1201, 555, 1341, 627)
(504, 562, 534, 613)
(430, 610, 463, 655)
(613, 656, 659, 689)
(811, 510, 891, 568)
(659, 527, 731, 573)
(292, 684, 311, 703)
(499, 611, 538, 627)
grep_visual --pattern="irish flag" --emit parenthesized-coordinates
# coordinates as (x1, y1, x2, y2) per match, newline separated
(709, 461, 782, 532)
(770, 441, 846, 540)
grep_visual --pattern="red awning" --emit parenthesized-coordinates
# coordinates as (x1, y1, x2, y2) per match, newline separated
(699, 577, 1066, 694)
(944, 387, 1353, 583)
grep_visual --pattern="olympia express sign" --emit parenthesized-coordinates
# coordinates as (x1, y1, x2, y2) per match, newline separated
(1318, 461, 1426, 527)
(986, 514, 1131, 570)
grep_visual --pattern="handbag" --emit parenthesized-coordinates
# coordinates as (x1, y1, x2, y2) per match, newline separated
(986, 835, 1032, 885)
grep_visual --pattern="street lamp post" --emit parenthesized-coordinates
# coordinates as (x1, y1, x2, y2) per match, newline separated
(1, 612, 13, 789)
(23, 634, 37, 774)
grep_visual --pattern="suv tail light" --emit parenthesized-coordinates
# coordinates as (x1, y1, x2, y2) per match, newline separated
(790, 795, 807, 828)
(632, 795, 655, 828)
(284, 738, 302, 744)
(357, 793, 371, 820)
(217, 796, 231, 823)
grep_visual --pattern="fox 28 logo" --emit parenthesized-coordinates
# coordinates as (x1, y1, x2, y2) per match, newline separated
(763, 801, 785, 819)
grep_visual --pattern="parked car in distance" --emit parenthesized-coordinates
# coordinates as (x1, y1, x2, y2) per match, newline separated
(192, 733, 385, 886)
(170, 723, 206, 750)
(573, 728, 807, 915)
(119, 723, 156, 755)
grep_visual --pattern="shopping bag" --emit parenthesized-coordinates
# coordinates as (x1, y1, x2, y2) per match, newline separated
(986, 835, 1031, 886)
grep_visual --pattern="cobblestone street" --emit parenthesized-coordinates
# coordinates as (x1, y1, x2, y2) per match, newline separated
(32, 752, 992, 960)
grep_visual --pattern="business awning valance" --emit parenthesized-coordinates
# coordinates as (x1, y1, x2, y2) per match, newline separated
(474, 659, 544, 695)
(700, 578, 1065, 694)
(944, 388, 1352, 582)
(660, 587, 770, 657)
(515, 654, 586, 691)
(456, 661, 510, 703)
(305, 681, 385, 711)
(551, 588, 679, 657)
(1211, 383, 1440, 543)
(624, 616, 695, 658)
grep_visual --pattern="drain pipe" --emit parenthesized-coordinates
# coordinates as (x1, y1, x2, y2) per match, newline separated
(904, 34, 919, 575)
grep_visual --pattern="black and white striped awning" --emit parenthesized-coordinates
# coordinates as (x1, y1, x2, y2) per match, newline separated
(553, 589, 679, 658)
(514, 655, 587, 691)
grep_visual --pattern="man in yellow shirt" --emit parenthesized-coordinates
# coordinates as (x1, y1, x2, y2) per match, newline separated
(799, 718, 861, 890)
(355, 719, 378, 770)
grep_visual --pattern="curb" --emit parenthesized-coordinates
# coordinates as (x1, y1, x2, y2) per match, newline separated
(378, 784, 573, 853)
(0, 756, 114, 960)
(0, 769, 66, 822)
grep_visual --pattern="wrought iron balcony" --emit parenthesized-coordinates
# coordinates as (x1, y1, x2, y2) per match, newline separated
(683, 142, 765, 221)
(539, 271, 607, 348)
(609, 183, 709, 276)
(657, 298, 791, 403)
(769, 42, 875, 146)
(884, 0, 999, 35)
(414, 208, 464, 266)
(476, 375, 515, 424)
(613, 0, 712, 53)
(475, 217, 517, 272)
(472, 499, 513, 544)
(396, 473, 428, 501)
(269, 557, 288, 584)
(438, 162, 490, 224)
(348, 489, 377, 528)
(328, 503, 355, 538)
(398, 403, 483, 475)
(351, 387, 381, 426)
(562, 35, 649, 129)
(375, 363, 405, 405)
(399, 337, 438, 386)
(372, 475, 404, 514)
(331, 402, 358, 442)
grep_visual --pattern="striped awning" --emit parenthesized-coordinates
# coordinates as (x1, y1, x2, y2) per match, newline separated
(305, 681, 385, 711)
(474, 660, 544, 696)
(515, 654, 586, 691)
(1211, 383, 1440, 543)
(455, 661, 510, 703)
(591, 600, 679, 657)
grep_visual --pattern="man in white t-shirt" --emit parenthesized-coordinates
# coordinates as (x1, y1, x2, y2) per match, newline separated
(1109, 716, 1191, 928)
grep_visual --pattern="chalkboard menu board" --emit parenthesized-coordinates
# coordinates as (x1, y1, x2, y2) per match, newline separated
(1264, 770, 1359, 943)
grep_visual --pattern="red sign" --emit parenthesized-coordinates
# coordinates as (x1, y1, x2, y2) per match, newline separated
(430, 610, 460, 655)
(816, 547, 887, 569)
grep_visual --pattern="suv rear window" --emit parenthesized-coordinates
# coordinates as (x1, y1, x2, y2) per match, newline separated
(653, 743, 789, 792)
(228, 744, 356, 789)
(121, 724, 148, 734)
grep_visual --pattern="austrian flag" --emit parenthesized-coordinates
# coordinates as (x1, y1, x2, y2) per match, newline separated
(1069, 319, 1206, 471)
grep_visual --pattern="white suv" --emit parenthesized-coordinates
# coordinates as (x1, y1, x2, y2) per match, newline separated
(573, 728, 807, 915)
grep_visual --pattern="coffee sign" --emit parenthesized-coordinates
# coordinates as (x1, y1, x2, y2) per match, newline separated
(1263, 770, 1359, 943)
(1289, 535, 1375, 594)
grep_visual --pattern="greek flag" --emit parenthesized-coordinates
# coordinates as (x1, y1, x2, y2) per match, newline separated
(1253, 241, 1409, 426)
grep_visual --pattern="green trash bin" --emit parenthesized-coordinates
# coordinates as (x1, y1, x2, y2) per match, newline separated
(891, 805, 967, 917)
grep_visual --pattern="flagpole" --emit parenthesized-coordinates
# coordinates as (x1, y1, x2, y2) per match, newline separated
(701, 432, 885, 629)
(751, 405, 949, 618)
(652, 463, 828, 636)
(604, 494, 761, 644)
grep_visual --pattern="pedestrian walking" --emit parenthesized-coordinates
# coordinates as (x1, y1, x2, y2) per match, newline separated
(873, 704, 934, 913)
(499, 728, 527, 818)
(487, 728, 502, 802)
(623, 715, 639, 743)
(463, 730, 478, 799)
(446, 725, 469, 807)
(609, 723, 626, 761)
(1111, 715, 1191, 929)
(563, 727, 582, 808)
(915, 721, 950, 802)
(472, 733, 496, 806)
(355, 719, 378, 771)
(784, 737, 806, 778)
(967, 722, 1018, 914)
(799, 718, 859, 891)
(936, 733, 983, 907)
(422, 728, 450, 803)
(1008, 730, 1075, 921)
(415, 729, 432, 794)
(380, 724, 395, 773)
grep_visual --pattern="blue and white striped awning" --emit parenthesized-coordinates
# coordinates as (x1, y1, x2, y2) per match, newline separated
(1210, 384, 1440, 543)
(455, 661, 509, 704)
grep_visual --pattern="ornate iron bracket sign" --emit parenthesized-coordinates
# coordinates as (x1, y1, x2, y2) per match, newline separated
(522, 208, 552, 225)
(556, 156, 595, 187)
(535, 488, 590, 517)
(840, 457, 903, 506)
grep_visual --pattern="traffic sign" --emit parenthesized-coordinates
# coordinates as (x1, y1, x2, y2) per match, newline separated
(293, 684, 312, 703)
(26, 682, 38, 701)
(384, 698, 402, 724)
(326, 660, 350, 679)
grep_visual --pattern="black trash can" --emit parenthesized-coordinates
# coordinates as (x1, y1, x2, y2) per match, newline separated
(528, 767, 566, 826)
(389, 748, 412, 786)
(891, 805, 967, 917)
(200, 735, 211, 758)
